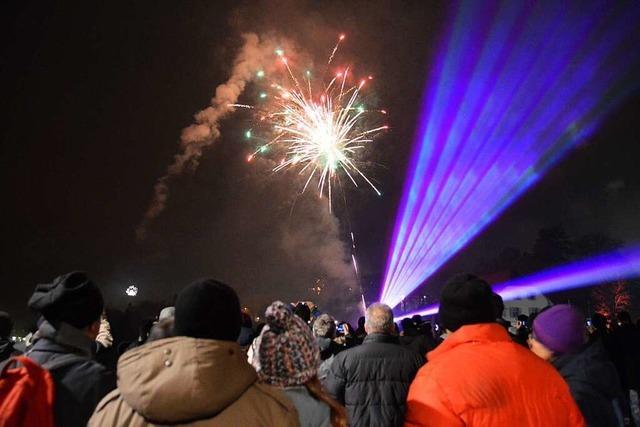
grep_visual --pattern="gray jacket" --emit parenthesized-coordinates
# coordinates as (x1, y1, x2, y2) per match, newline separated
(285, 386, 331, 427)
(28, 321, 116, 427)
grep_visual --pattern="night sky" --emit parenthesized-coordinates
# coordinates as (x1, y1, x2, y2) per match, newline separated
(2, 1, 639, 327)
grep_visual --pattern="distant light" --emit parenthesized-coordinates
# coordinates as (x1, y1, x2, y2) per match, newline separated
(245, 130, 252, 139)
(126, 285, 138, 297)
(259, 145, 268, 153)
(256, 70, 265, 78)
(275, 48, 284, 57)
(259, 92, 268, 99)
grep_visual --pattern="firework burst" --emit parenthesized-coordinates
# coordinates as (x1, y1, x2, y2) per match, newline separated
(236, 35, 387, 210)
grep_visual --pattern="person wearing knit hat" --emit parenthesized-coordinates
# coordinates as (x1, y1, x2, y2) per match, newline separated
(89, 280, 300, 427)
(438, 273, 496, 332)
(530, 304, 624, 427)
(26, 271, 115, 427)
(251, 301, 347, 427)
(405, 275, 586, 426)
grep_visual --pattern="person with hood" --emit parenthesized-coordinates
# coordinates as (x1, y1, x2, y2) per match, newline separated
(312, 313, 340, 380)
(0, 311, 21, 362)
(405, 274, 585, 426)
(89, 279, 299, 426)
(250, 301, 347, 427)
(325, 303, 423, 427)
(27, 271, 116, 427)
(530, 305, 626, 427)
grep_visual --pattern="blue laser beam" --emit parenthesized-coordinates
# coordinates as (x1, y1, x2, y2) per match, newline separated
(380, 0, 640, 307)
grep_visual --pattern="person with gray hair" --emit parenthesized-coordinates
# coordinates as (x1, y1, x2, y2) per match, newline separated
(324, 303, 423, 427)
(312, 314, 339, 380)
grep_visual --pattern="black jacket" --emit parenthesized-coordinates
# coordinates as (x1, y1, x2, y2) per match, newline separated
(28, 321, 116, 427)
(553, 340, 624, 427)
(324, 333, 423, 427)
(0, 338, 21, 362)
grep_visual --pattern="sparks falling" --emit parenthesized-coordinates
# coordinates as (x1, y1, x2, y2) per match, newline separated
(238, 34, 387, 211)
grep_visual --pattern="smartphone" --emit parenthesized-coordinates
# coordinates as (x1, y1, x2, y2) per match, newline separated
(336, 323, 345, 334)
(586, 319, 592, 327)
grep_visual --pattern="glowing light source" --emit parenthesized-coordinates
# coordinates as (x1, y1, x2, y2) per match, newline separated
(256, 70, 265, 78)
(125, 285, 138, 297)
(241, 34, 387, 211)
(396, 246, 640, 320)
(380, 1, 640, 308)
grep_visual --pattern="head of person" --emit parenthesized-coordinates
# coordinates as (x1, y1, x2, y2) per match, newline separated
(0, 311, 13, 339)
(357, 316, 366, 330)
(293, 302, 311, 324)
(529, 304, 585, 361)
(28, 271, 104, 340)
(517, 314, 530, 330)
(158, 306, 175, 322)
(591, 312, 607, 331)
(364, 303, 395, 335)
(252, 301, 346, 427)
(400, 318, 416, 335)
(492, 293, 505, 319)
(438, 274, 495, 333)
(251, 301, 320, 386)
(617, 311, 632, 326)
(174, 279, 242, 341)
(312, 313, 336, 339)
(241, 312, 253, 329)
(411, 315, 424, 326)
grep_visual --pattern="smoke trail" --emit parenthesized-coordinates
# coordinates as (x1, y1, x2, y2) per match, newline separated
(136, 33, 278, 240)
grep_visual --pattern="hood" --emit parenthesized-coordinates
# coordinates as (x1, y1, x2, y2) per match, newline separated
(37, 320, 93, 357)
(118, 336, 257, 424)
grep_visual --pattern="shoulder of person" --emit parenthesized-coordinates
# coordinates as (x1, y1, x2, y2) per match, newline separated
(250, 382, 299, 414)
(92, 388, 124, 413)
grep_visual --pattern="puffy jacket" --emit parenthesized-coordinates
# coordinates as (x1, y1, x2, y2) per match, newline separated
(553, 340, 624, 427)
(28, 320, 116, 427)
(324, 333, 423, 427)
(89, 336, 299, 426)
(405, 323, 585, 426)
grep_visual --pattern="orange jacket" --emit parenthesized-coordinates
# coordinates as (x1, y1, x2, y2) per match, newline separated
(405, 323, 585, 427)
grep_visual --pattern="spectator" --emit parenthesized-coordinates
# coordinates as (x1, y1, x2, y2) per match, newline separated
(610, 311, 640, 426)
(89, 279, 298, 426)
(312, 313, 340, 380)
(294, 302, 312, 324)
(513, 314, 530, 347)
(238, 312, 254, 348)
(399, 317, 435, 359)
(325, 303, 423, 427)
(251, 301, 347, 427)
(146, 317, 174, 342)
(405, 274, 585, 426)
(492, 293, 511, 332)
(0, 311, 21, 362)
(530, 304, 625, 427)
(27, 271, 116, 427)
(354, 316, 366, 345)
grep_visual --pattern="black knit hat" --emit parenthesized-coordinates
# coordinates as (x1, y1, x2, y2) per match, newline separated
(439, 274, 495, 332)
(28, 271, 104, 329)
(174, 279, 242, 342)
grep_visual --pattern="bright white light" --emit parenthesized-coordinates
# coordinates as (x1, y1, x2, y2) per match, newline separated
(126, 285, 138, 297)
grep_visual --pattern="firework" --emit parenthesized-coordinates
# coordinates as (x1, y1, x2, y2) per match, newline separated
(239, 35, 387, 210)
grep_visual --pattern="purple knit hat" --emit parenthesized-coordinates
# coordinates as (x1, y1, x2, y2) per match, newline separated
(250, 301, 320, 387)
(532, 305, 585, 355)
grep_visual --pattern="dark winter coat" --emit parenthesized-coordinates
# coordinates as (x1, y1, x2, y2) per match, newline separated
(27, 321, 116, 427)
(0, 338, 21, 362)
(554, 340, 625, 427)
(324, 333, 423, 427)
(399, 332, 436, 359)
(610, 325, 640, 391)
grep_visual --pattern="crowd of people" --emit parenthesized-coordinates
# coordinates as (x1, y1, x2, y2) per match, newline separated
(1, 271, 639, 426)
